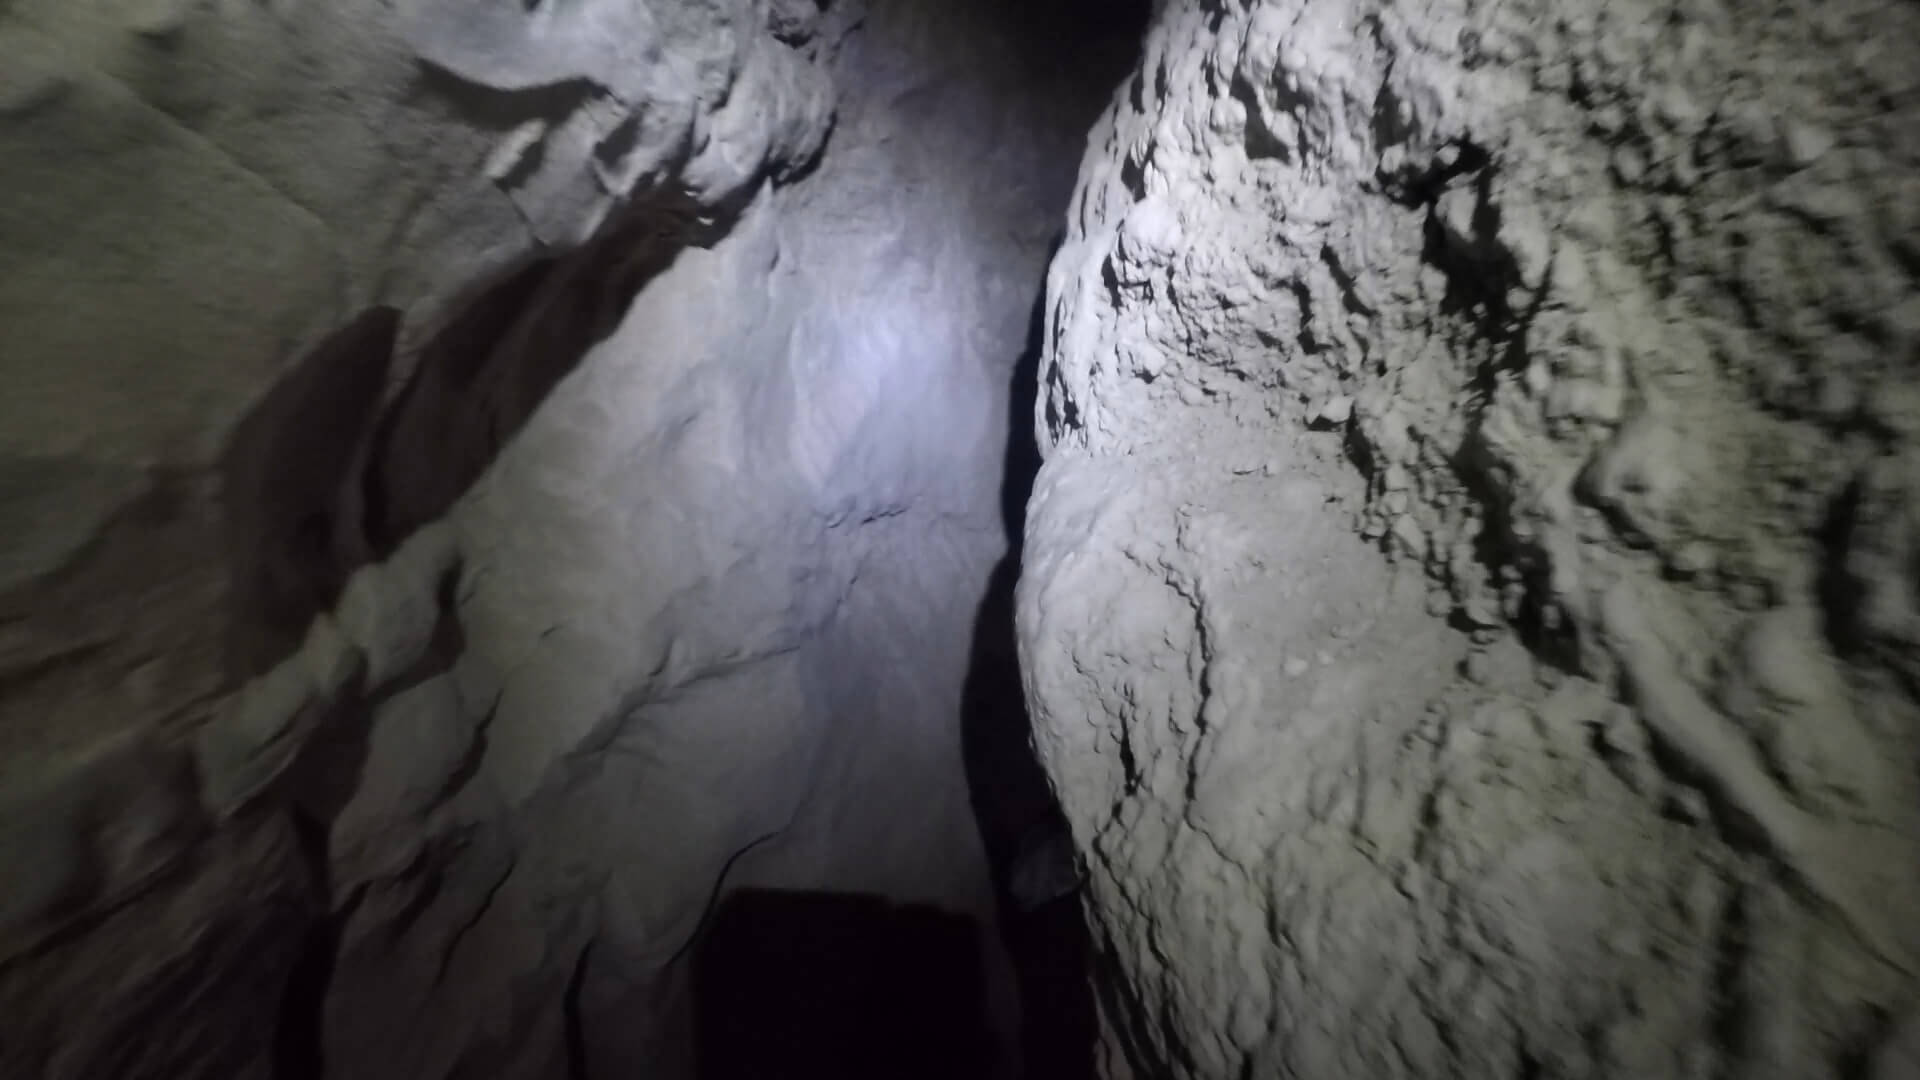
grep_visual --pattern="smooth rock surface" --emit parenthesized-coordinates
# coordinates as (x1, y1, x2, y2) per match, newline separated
(0, 1, 1136, 1076)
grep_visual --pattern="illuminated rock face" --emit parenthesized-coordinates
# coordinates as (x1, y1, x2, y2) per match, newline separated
(11, 0, 1920, 1074)
(1020, 0, 1920, 1076)
(0, 1, 1136, 1077)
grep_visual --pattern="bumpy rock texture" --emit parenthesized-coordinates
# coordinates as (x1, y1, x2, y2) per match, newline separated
(1022, 0, 1920, 1077)
(0, 1, 1134, 1077)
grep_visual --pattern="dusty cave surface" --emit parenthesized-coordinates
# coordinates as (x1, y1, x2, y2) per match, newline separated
(4, 0, 1920, 1078)
(1020, 0, 1920, 1077)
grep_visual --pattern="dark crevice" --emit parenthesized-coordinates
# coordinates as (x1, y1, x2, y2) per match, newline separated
(564, 939, 595, 1080)
(1088, 936, 1170, 1078)
(271, 809, 346, 1080)
(1120, 152, 1151, 200)
(1378, 138, 1492, 209)
(1815, 475, 1868, 656)
(962, 244, 1102, 1079)
(1454, 435, 1585, 674)
(1707, 880, 1751, 1080)
(262, 566, 470, 1078)
(1402, 153, 1582, 672)
(692, 890, 995, 1080)
(1321, 243, 1377, 318)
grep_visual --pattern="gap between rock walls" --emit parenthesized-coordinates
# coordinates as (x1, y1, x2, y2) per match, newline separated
(0, 1, 1152, 1079)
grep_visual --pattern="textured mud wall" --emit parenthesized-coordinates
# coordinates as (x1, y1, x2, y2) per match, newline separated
(0, 1, 1129, 1076)
(1021, 1, 1920, 1077)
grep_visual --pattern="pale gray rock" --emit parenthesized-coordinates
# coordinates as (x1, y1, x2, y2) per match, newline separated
(0, 0, 1126, 1076)
(1022, 0, 1920, 1076)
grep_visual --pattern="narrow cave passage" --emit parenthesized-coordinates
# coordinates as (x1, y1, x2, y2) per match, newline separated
(13, 0, 1920, 1078)
(0, 1, 1149, 1079)
(677, 6, 1153, 1077)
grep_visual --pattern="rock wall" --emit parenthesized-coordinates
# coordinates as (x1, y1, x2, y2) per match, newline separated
(0, 1, 1134, 1076)
(1022, 0, 1920, 1077)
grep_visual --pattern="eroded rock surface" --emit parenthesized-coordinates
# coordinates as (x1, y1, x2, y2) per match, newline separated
(1, 1, 1135, 1076)
(1022, 0, 1920, 1076)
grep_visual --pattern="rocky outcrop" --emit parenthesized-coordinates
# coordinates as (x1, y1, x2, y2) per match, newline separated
(1021, 0, 1920, 1076)
(0, 1, 1135, 1076)
(0, 0, 834, 786)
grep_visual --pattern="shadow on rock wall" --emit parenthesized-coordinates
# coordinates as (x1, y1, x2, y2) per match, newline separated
(220, 189, 723, 679)
(183, 189, 728, 1080)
